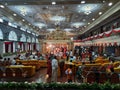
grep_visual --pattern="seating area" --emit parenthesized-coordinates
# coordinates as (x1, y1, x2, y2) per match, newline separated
(0, 65, 36, 79)
(16, 60, 47, 70)
(64, 57, 120, 84)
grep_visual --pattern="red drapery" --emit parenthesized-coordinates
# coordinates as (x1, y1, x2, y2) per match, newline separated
(4, 42, 13, 53)
(33, 43, 36, 51)
(104, 30, 112, 37)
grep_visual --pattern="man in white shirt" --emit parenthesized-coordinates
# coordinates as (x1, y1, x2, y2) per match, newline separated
(51, 56, 58, 82)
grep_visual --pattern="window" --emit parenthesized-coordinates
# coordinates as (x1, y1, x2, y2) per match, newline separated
(0, 29, 3, 39)
(32, 37, 35, 43)
(8, 31, 17, 41)
(20, 34, 26, 42)
(27, 36, 31, 42)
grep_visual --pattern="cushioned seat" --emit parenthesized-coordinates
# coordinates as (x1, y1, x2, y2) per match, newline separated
(14, 68, 27, 78)
(5, 68, 14, 78)
(99, 72, 108, 83)
(86, 71, 96, 83)
(109, 73, 119, 84)
(0, 69, 4, 78)
(98, 66, 106, 72)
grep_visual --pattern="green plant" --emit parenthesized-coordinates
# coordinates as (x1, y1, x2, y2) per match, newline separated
(3, 52, 17, 57)
(0, 82, 120, 90)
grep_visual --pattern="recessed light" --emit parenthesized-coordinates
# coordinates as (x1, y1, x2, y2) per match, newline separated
(103, 1, 105, 3)
(22, 19, 25, 22)
(99, 12, 102, 15)
(108, 2, 113, 6)
(0, 5, 4, 8)
(81, 1, 85, 4)
(52, 2, 56, 5)
(92, 18, 95, 21)
(83, 19, 86, 21)
(13, 13, 17, 16)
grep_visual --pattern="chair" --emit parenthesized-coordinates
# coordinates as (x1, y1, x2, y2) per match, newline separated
(98, 66, 106, 72)
(0, 69, 4, 78)
(109, 73, 119, 84)
(15, 68, 27, 78)
(14, 68, 23, 77)
(99, 72, 108, 84)
(86, 71, 96, 83)
(5, 68, 14, 78)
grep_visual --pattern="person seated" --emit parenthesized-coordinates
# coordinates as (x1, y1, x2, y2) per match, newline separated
(11, 58, 16, 65)
(29, 54, 33, 59)
(73, 56, 76, 61)
(70, 56, 74, 62)
(65, 65, 73, 83)
(34, 55, 38, 60)
(106, 63, 114, 74)
(20, 54, 25, 60)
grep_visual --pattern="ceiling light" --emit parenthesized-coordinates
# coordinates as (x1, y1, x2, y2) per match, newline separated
(13, 13, 17, 16)
(35, 23, 46, 28)
(103, 1, 105, 3)
(81, 1, 85, 4)
(92, 18, 95, 21)
(47, 28, 55, 32)
(0, 18, 3, 23)
(20, 7, 27, 16)
(71, 37, 73, 41)
(52, 2, 56, 5)
(108, 2, 113, 6)
(0, 5, 4, 8)
(83, 19, 86, 21)
(99, 12, 102, 15)
(84, 11, 91, 15)
(64, 28, 73, 32)
(50, 16, 66, 21)
(88, 22, 90, 24)
(84, 5, 91, 11)
(71, 22, 85, 28)
(22, 19, 25, 22)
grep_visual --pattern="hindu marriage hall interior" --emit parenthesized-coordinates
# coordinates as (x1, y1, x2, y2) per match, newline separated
(0, 0, 120, 84)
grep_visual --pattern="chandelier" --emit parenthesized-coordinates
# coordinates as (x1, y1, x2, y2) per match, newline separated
(20, 7, 27, 16)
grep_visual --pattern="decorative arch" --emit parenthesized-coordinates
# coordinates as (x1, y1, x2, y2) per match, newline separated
(27, 36, 31, 42)
(20, 34, 26, 42)
(32, 37, 35, 43)
(0, 29, 3, 39)
(8, 31, 17, 41)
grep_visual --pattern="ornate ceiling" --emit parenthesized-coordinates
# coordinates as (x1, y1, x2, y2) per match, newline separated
(0, 0, 119, 38)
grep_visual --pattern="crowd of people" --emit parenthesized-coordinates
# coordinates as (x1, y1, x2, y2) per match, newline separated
(0, 45, 119, 83)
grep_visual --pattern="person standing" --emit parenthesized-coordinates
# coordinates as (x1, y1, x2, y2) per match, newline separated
(51, 56, 58, 82)
(46, 57, 52, 83)
(59, 57, 65, 77)
(66, 50, 69, 61)
(65, 65, 73, 83)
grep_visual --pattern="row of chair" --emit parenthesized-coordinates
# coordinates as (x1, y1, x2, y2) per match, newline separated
(0, 68, 27, 78)
(85, 71, 119, 84)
